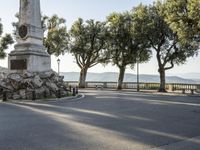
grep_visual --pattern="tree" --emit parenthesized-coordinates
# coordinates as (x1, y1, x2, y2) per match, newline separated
(12, 13, 19, 37)
(164, 0, 200, 45)
(69, 18, 107, 88)
(133, 2, 199, 92)
(106, 12, 151, 90)
(43, 15, 69, 56)
(0, 19, 14, 60)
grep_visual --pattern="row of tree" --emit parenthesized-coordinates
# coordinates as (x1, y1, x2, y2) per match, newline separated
(1, 0, 200, 92)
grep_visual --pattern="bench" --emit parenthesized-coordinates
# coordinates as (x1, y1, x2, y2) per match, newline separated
(95, 84, 103, 90)
(181, 89, 195, 94)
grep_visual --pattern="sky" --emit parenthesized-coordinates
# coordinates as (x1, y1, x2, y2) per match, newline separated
(0, 0, 200, 76)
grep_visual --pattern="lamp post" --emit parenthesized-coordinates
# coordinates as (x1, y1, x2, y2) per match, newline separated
(57, 58, 60, 76)
(137, 60, 140, 92)
(136, 51, 140, 92)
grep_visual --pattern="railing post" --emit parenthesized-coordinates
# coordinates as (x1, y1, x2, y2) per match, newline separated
(168, 84, 173, 91)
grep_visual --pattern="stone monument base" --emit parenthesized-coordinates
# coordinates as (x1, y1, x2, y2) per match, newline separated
(8, 49, 51, 73)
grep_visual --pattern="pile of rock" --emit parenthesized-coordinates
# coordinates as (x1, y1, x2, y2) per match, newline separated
(0, 70, 68, 100)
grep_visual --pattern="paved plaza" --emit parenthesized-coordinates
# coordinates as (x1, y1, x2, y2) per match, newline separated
(0, 90, 200, 150)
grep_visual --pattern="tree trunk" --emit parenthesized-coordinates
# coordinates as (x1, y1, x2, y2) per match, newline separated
(78, 67, 88, 88)
(117, 66, 126, 90)
(158, 68, 167, 92)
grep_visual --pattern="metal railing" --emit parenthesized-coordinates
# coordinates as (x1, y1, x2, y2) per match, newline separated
(65, 81, 200, 92)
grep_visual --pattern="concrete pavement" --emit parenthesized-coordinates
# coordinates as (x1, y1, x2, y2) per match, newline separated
(0, 89, 200, 150)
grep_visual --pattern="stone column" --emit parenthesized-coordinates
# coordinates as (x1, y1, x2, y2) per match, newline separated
(8, 0, 51, 73)
(16, 0, 44, 48)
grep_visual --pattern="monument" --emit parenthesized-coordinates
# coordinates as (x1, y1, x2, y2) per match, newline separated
(0, 0, 68, 100)
(8, 0, 51, 73)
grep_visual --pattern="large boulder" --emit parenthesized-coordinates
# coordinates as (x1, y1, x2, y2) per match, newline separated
(33, 75, 43, 88)
(19, 89, 26, 99)
(23, 71, 34, 78)
(21, 78, 34, 89)
(7, 73, 23, 90)
(12, 93, 21, 100)
(0, 80, 13, 91)
(35, 87, 46, 98)
(7, 73, 23, 82)
(39, 71, 56, 79)
(46, 81, 59, 92)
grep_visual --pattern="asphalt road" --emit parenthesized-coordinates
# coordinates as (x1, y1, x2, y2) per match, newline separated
(0, 89, 200, 150)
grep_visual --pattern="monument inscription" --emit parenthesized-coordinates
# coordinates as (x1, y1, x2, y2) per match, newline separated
(10, 59, 27, 70)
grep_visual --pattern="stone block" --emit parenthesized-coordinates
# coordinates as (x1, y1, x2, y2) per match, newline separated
(19, 89, 26, 99)
(33, 75, 43, 88)
(13, 94, 21, 100)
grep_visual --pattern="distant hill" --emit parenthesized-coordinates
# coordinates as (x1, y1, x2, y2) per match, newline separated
(1, 66, 199, 84)
(175, 73, 200, 80)
(61, 72, 199, 84)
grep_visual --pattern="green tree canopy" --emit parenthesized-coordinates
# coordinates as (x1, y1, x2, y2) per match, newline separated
(69, 18, 107, 88)
(133, 2, 199, 92)
(164, 0, 200, 45)
(43, 15, 69, 57)
(106, 12, 151, 90)
(0, 19, 14, 59)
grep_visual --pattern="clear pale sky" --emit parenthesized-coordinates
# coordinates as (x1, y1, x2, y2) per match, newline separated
(0, 0, 200, 76)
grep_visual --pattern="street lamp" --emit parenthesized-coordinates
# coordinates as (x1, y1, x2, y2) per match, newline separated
(137, 60, 140, 92)
(136, 52, 140, 92)
(57, 58, 60, 76)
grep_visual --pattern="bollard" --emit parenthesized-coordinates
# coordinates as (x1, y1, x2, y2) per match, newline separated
(43, 90, 47, 98)
(191, 89, 194, 95)
(72, 87, 76, 96)
(49, 90, 52, 96)
(3, 91, 7, 102)
(57, 89, 61, 98)
(182, 89, 185, 94)
(75, 86, 78, 94)
(32, 90, 36, 101)
(69, 85, 72, 92)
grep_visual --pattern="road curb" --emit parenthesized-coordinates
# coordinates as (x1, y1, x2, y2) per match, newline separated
(2, 93, 85, 103)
